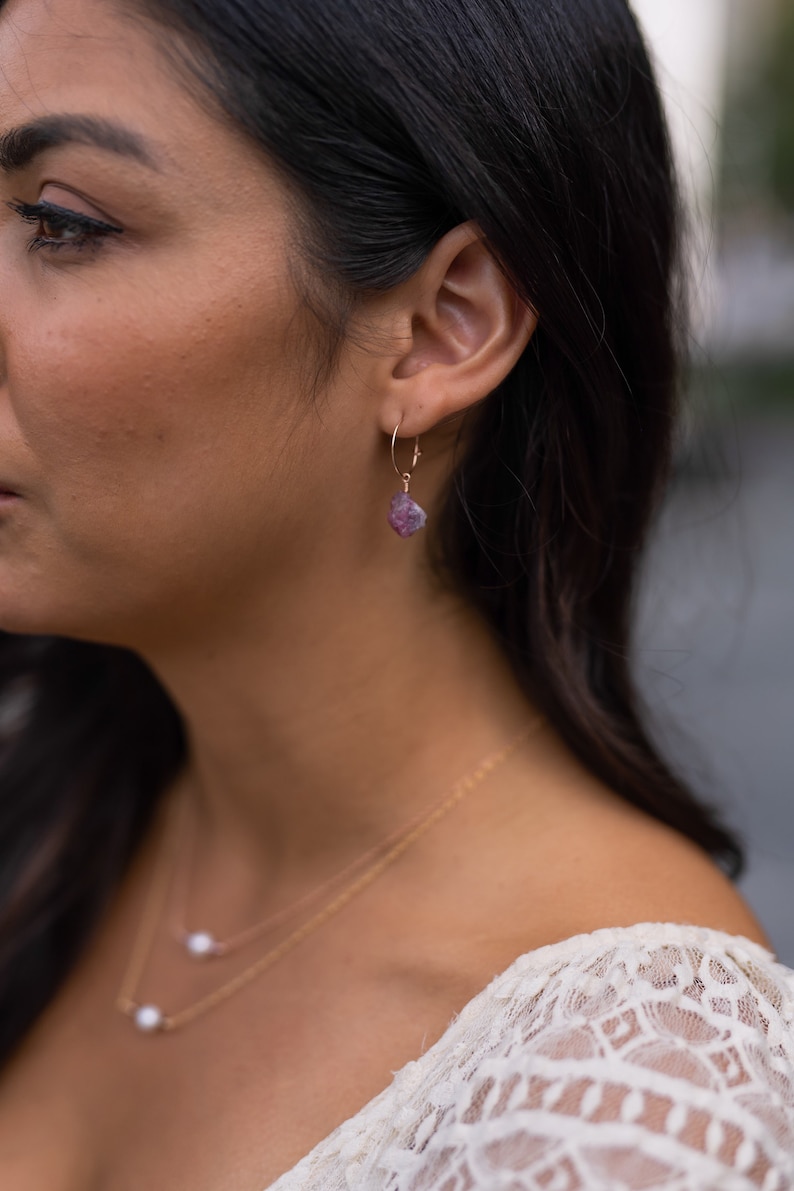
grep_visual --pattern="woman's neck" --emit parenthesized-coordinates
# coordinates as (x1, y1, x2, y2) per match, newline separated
(140, 565, 536, 894)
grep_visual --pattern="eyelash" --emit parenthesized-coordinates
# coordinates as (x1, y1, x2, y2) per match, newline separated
(6, 199, 123, 254)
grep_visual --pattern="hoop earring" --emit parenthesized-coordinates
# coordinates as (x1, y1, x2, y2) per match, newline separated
(387, 424, 427, 538)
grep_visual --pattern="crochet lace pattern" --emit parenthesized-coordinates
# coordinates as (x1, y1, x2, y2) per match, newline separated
(268, 923, 794, 1190)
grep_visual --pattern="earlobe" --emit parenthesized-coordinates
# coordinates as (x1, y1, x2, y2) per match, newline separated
(378, 222, 538, 438)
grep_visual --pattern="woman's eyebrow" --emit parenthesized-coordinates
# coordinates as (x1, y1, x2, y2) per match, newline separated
(0, 113, 161, 174)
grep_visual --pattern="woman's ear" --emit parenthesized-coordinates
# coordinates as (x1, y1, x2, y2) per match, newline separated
(374, 221, 538, 439)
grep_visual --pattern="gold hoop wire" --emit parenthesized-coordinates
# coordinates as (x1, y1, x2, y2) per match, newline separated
(391, 424, 422, 492)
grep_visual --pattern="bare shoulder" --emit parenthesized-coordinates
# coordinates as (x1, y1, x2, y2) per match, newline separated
(517, 765, 773, 953)
(602, 816, 766, 944)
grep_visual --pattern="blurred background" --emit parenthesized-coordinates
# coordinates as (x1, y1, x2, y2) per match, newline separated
(631, 0, 794, 961)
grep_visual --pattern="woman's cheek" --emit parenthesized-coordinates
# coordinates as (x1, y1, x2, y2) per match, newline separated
(3, 232, 301, 529)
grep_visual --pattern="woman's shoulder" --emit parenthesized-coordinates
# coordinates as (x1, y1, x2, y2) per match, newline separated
(517, 766, 774, 950)
(436, 920, 794, 1094)
(273, 924, 794, 1191)
(447, 924, 794, 1186)
(495, 919, 794, 1020)
(377, 923, 794, 1190)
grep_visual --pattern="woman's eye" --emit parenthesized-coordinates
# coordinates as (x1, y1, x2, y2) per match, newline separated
(6, 199, 123, 254)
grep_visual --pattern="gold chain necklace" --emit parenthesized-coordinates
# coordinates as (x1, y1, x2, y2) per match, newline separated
(168, 764, 487, 961)
(116, 719, 543, 1034)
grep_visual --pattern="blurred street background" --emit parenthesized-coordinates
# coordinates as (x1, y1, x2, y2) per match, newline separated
(631, 1, 794, 961)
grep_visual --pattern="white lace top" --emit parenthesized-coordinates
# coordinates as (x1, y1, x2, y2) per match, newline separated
(269, 923, 794, 1190)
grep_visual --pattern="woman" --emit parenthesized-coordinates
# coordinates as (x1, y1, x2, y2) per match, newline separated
(0, 0, 792, 1185)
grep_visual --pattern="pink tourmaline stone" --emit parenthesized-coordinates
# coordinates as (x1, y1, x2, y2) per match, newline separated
(388, 491, 427, 538)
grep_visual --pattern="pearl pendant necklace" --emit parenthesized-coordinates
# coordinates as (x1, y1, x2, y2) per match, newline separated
(134, 1004, 166, 1033)
(115, 722, 544, 1035)
(183, 930, 223, 959)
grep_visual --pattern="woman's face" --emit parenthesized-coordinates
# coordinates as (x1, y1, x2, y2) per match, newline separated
(0, 0, 365, 647)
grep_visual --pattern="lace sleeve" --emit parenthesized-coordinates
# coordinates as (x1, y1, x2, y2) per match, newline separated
(384, 934, 794, 1191)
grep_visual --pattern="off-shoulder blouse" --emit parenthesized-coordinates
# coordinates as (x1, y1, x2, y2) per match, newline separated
(268, 922, 794, 1190)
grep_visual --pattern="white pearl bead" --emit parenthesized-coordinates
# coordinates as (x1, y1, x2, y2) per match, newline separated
(185, 930, 217, 959)
(134, 1004, 164, 1033)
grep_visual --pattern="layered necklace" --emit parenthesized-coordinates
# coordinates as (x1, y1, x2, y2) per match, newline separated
(116, 719, 543, 1034)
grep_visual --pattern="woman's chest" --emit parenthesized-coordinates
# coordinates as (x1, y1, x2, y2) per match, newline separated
(0, 944, 485, 1191)
(0, 1021, 376, 1190)
(0, 1072, 330, 1191)
(0, 840, 571, 1191)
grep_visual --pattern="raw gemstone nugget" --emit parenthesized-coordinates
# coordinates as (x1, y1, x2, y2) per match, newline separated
(388, 492, 427, 538)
